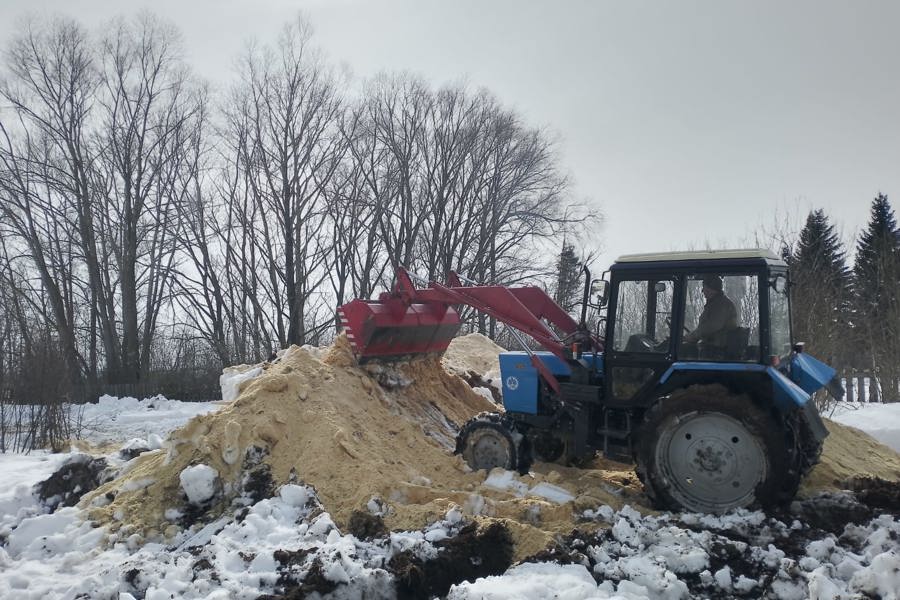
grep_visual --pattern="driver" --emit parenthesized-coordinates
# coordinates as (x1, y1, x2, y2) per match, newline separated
(684, 275, 737, 347)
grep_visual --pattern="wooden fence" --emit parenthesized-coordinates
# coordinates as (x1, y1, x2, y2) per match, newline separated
(839, 372, 895, 403)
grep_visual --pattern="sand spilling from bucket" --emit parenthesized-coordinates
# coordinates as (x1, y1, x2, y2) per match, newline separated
(81, 333, 900, 559)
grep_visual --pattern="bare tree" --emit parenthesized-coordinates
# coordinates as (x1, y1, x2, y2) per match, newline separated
(224, 17, 346, 347)
(93, 13, 203, 381)
(0, 16, 97, 383)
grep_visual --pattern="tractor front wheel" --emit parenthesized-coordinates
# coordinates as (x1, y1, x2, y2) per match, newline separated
(456, 413, 526, 473)
(635, 385, 797, 513)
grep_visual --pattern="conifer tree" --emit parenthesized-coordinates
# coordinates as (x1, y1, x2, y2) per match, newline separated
(790, 210, 851, 366)
(554, 242, 582, 313)
(853, 193, 900, 401)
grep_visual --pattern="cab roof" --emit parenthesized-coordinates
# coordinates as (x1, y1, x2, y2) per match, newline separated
(612, 248, 787, 271)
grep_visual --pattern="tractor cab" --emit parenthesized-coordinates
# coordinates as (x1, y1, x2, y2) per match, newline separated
(602, 248, 792, 407)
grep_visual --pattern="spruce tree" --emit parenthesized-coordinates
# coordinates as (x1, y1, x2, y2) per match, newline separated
(790, 210, 851, 366)
(554, 243, 582, 313)
(853, 194, 900, 401)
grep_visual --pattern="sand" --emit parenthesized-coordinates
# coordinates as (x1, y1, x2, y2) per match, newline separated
(800, 419, 900, 495)
(441, 332, 504, 378)
(81, 333, 900, 560)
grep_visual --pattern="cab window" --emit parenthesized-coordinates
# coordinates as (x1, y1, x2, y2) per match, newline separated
(681, 273, 760, 362)
(612, 279, 674, 353)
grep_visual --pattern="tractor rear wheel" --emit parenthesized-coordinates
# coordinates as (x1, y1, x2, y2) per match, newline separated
(635, 385, 797, 513)
(456, 413, 524, 473)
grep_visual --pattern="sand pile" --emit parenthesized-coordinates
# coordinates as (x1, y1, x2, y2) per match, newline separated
(442, 332, 504, 378)
(83, 334, 632, 558)
(81, 333, 900, 559)
(801, 419, 900, 494)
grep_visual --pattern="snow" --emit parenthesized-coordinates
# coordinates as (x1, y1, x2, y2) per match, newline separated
(448, 563, 612, 599)
(80, 394, 222, 446)
(2, 395, 900, 599)
(471, 386, 495, 403)
(2, 465, 900, 600)
(528, 481, 576, 503)
(831, 401, 900, 452)
(220, 365, 263, 403)
(277, 484, 309, 508)
(0, 451, 70, 521)
(179, 464, 219, 505)
(482, 469, 575, 503)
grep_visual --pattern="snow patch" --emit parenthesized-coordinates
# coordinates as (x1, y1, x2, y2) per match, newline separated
(219, 365, 263, 403)
(179, 464, 219, 505)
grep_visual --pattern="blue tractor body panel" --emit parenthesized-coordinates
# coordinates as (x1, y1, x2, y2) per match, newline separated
(789, 353, 838, 396)
(499, 352, 569, 414)
(659, 362, 769, 382)
(499, 351, 603, 414)
(659, 355, 836, 411)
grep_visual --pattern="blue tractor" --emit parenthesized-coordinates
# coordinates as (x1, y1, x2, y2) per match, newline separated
(339, 249, 842, 513)
(454, 249, 841, 513)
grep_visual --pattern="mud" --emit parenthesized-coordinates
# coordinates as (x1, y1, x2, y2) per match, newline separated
(36, 455, 109, 510)
(241, 446, 275, 504)
(785, 477, 900, 537)
(845, 476, 900, 513)
(786, 492, 875, 536)
(120, 442, 151, 460)
(346, 510, 388, 540)
(261, 555, 337, 600)
(389, 521, 514, 600)
(188, 558, 222, 591)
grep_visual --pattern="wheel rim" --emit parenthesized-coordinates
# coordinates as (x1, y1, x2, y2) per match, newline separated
(655, 411, 768, 512)
(465, 427, 514, 470)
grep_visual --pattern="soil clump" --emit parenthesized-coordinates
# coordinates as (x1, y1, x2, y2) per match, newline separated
(390, 521, 514, 600)
(37, 455, 110, 510)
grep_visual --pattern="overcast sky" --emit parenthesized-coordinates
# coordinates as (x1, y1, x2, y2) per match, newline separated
(1, 0, 898, 269)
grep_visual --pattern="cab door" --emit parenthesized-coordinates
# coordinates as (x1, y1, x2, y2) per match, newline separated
(604, 276, 677, 406)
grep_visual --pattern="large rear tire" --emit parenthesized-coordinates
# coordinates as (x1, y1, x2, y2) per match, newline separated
(635, 385, 799, 513)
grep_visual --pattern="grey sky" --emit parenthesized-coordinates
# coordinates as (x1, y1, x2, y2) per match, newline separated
(2, 0, 898, 269)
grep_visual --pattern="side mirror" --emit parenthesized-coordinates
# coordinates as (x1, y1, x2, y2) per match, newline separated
(654, 281, 667, 293)
(771, 274, 787, 293)
(591, 279, 610, 307)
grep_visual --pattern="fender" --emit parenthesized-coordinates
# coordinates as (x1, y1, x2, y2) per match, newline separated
(659, 358, 838, 412)
(788, 352, 845, 401)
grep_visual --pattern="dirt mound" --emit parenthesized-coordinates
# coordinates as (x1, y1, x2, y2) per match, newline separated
(83, 334, 628, 556)
(81, 333, 900, 561)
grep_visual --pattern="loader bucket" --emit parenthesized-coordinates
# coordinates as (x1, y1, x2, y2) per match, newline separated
(337, 298, 461, 361)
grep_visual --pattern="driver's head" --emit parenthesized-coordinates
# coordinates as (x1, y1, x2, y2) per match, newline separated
(702, 275, 724, 295)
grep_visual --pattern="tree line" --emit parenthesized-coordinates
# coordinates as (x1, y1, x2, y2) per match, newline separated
(782, 194, 900, 402)
(1, 13, 896, 409)
(0, 13, 593, 403)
